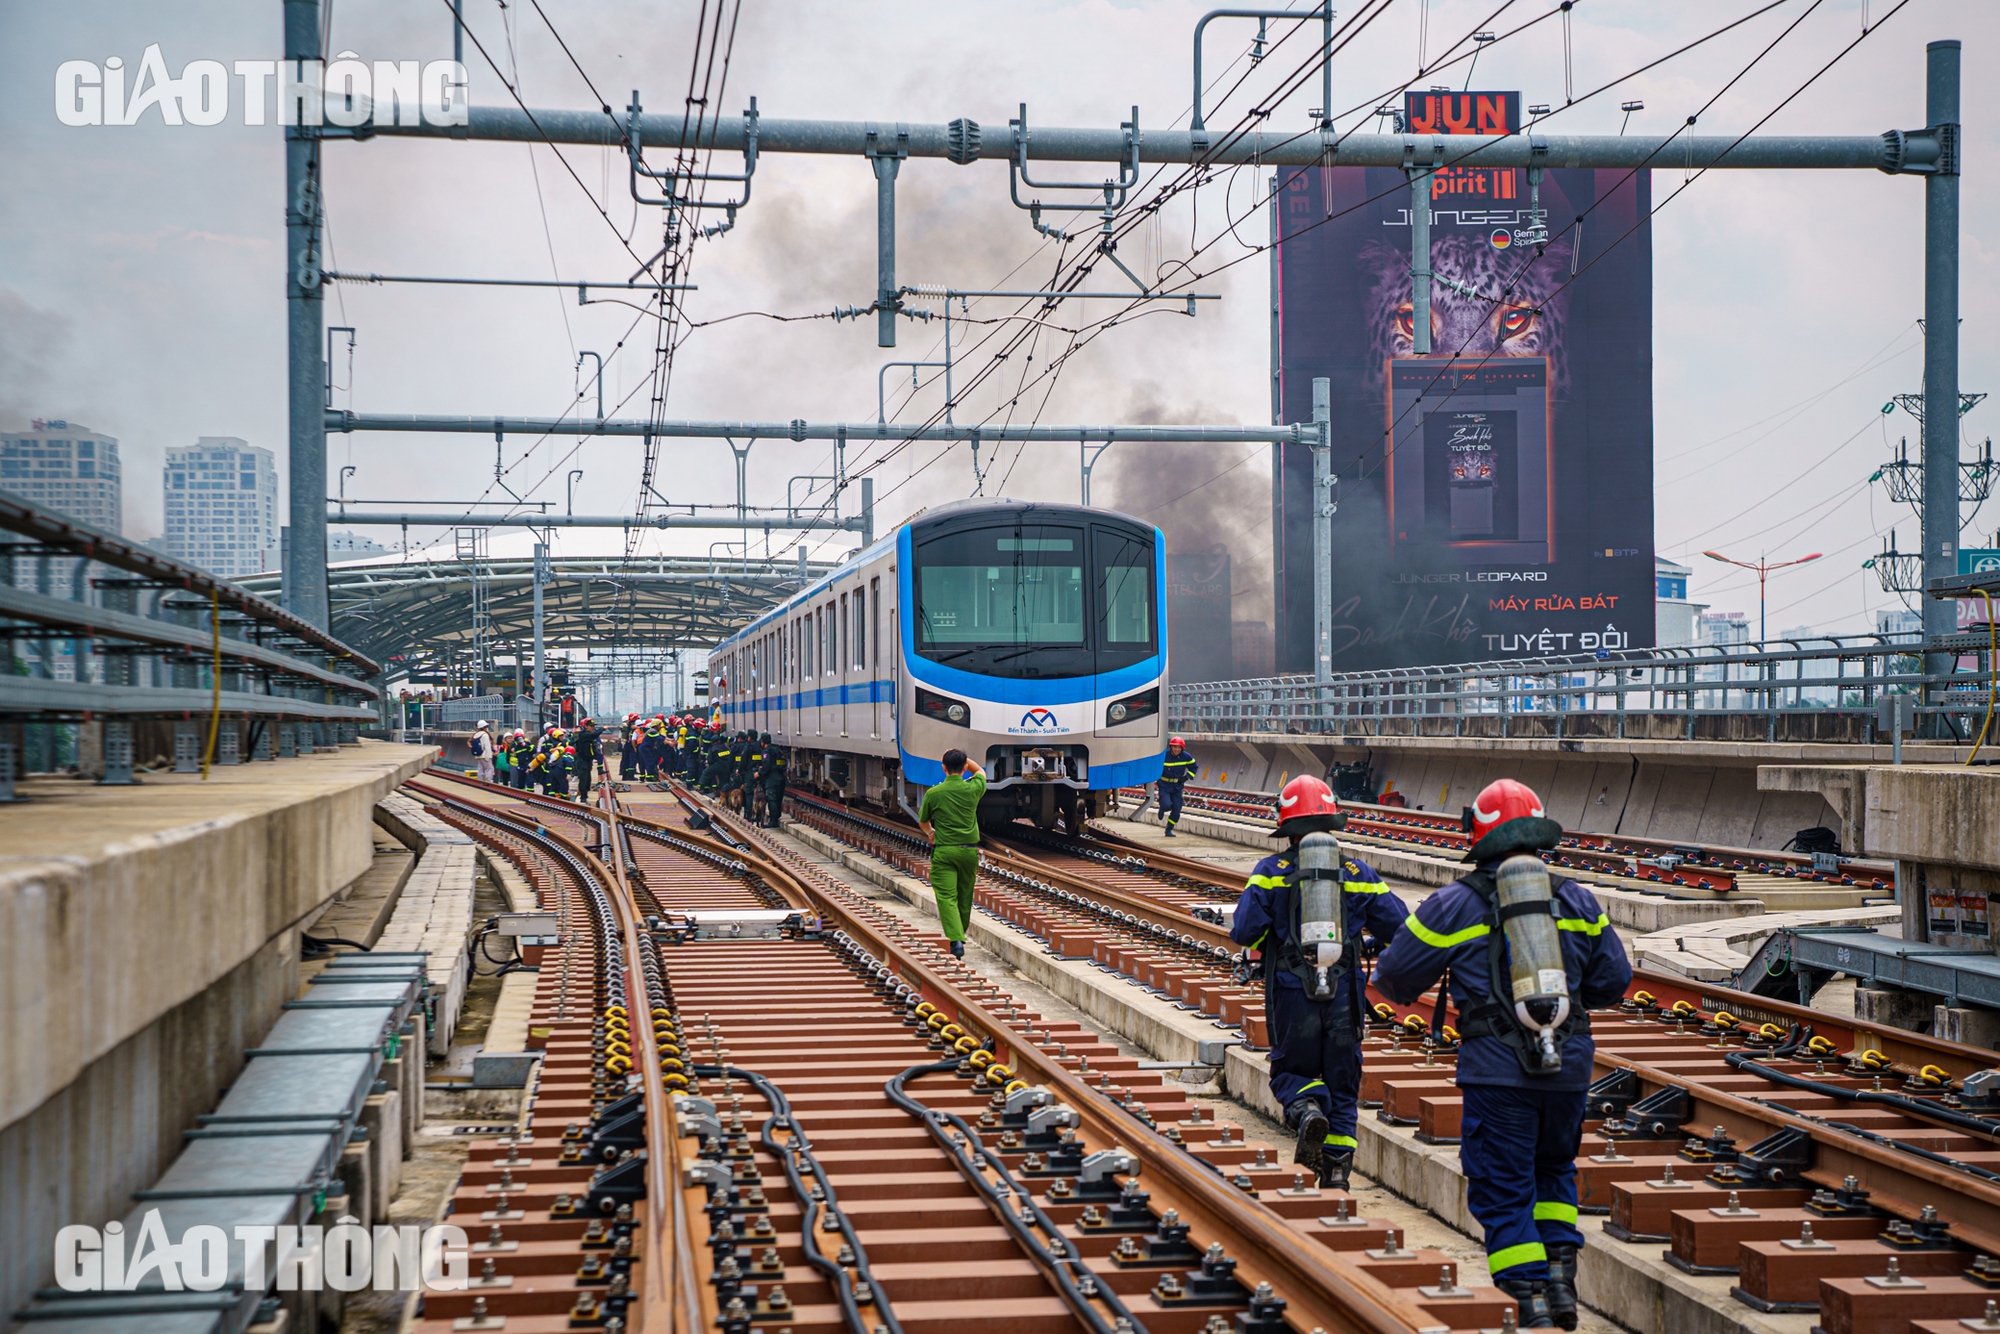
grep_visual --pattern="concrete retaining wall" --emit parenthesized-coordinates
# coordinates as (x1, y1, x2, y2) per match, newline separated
(0, 742, 435, 1321)
(1179, 734, 1873, 851)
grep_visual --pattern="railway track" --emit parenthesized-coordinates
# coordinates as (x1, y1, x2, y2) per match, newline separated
(671, 775, 2000, 1334)
(1140, 784, 1896, 898)
(401, 768, 1517, 1334)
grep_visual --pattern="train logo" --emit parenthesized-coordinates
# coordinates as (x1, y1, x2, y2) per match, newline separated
(1015, 708, 1062, 733)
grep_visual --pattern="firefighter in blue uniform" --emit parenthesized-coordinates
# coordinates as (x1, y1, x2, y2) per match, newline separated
(1229, 774, 1407, 1190)
(1156, 737, 1196, 836)
(1371, 779, 1632, 1330)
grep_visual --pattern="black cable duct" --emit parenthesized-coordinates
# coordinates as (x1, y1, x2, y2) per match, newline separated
(1724, 1050, 2000, 1154)
(886, 1059, 1150, 1334)
(693, 1064, 903, 1334)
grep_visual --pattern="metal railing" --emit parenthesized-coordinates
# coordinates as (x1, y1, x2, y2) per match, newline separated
(1167, 634, 1999, 744)
(0, 487, 383, 767)
(429, 694, 534, 730)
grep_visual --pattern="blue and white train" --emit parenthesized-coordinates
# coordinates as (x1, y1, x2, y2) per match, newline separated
(709, 498, 1168, 829)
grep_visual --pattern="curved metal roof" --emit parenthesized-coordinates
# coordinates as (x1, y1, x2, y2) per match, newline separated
(236, 553, 839, 676)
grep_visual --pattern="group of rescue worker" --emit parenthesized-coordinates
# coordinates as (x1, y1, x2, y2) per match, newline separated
(593, 713, 790, 827)
(480, 716, 604, 800)
(1144, 742, 1632, 1329)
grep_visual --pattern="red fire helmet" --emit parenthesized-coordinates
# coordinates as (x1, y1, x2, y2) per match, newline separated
(1272, 774, 1345, 840)
(1463, 778, 1563, 863)
(1168, 736, 1186, 748)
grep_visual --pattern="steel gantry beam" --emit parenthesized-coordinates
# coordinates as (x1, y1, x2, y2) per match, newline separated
(368, 105, 1913, 172)
(326, 509, 868, 531)
(324, 410, 1314, 444)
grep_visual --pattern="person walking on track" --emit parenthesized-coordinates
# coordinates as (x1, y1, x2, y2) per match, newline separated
(916, 748, 985, 959)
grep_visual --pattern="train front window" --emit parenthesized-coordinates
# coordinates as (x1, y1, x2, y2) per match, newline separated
(918, 525, 1084, 644)
(1096, 526, 1154, 648)
(914, 516, 1158, 678)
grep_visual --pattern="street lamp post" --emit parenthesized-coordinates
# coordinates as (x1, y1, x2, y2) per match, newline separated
(1701, 550, 1824, 644)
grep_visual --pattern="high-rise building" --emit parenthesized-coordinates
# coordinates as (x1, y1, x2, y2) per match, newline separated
(0, 419, 123, 532)
(1654, 556, 1708, 648)
(164, 437, 279, 580)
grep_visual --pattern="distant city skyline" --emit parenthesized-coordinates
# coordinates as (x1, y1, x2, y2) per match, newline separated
(163, 437, 277, 580)
(0, 419, 121, 533)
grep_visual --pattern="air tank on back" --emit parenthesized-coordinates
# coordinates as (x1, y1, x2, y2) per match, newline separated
(1296, 830, 1345, 1000)
(1496, 853, 1570, 1071)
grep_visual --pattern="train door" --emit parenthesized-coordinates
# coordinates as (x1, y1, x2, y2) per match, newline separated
(813, 606, 825, 738)
(865, 579, 880, 740)
(838, 592, 850, 738)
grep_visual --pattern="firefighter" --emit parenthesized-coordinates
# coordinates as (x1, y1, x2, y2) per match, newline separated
(758, 733, 788, 827)
(738, 733, 766, 819)
(508, 731, 533, 789)
(620, 713, 641, 780)
(1228, 774, 1407, 1191)
(636, 719, 661, 781)
(574, 718, 602, 802)
(1156, 737, 1196, 836)
(1371, 779, 1632, 1330)
(546, 744, 576, 798)
(701, 729, 734, 794)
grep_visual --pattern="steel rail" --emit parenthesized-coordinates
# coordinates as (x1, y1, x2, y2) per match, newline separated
(592, 780, 697, 1334)
(672, 785, 1448, 1334)
(784, 790, 1238, 951)
(405, 779, 688, 1333)
(1595, 1044, 2000, 1254)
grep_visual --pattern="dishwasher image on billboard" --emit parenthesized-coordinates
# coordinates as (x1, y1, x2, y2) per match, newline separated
(1386, 357, 1550, 562)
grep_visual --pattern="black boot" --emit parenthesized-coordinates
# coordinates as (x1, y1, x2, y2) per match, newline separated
(1495, 1277, 1556, 1329)
(1544, 1244, 1579, 1331)
(1284, 1098, 1329, 1172)
(1318, 1149, 1354, 1192)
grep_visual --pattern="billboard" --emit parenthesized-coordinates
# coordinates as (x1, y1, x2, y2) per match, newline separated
(1271, 94, 1653, 672)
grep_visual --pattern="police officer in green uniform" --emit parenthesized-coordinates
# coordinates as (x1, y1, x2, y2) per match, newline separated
(918, 749, 985, 958)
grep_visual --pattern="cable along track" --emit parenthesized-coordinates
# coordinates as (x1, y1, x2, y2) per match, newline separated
(711, 775, 2000, 1333)
(410, 768, 1517, 1334)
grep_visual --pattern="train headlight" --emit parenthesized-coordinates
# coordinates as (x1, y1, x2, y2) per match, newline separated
(915, 686, 972, 728)
(1104, 688, 1159, 728)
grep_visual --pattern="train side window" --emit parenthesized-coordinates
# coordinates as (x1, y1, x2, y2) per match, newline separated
(868, 578, 879, 670)
(841, 593, 851, 674)
(852, 587, 865, 670)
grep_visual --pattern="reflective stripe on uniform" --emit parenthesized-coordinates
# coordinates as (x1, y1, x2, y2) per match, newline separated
(1344, 879, 1391, 895)
(1325, 1133, 1358, 1149)
(1487, 1241, 1547, 1274)
(1557, 914, 1610, 936)
(1402, 913, 1491, 949)
(1246, 874, 1287, 889)
(1533, 1202, 1579, 1224)
(1298, 1080, 1327, 1093)
(1250, 930, 1270, 950)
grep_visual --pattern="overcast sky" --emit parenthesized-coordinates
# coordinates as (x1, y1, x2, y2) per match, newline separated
(2, 0, 1994, 642)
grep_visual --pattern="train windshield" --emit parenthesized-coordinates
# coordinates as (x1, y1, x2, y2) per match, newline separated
(913, 516, 1157, 679)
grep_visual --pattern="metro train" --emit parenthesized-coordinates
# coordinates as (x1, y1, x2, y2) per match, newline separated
(709, 498, 1167, 829)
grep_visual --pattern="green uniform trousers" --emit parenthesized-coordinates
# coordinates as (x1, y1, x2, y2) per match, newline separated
(929, 844, 981, 941)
